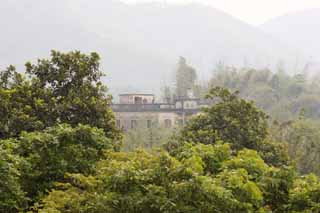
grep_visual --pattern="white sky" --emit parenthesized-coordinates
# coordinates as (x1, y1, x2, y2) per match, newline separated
(124, 0, 320, 25)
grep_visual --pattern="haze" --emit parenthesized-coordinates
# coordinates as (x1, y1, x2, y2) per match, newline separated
(124, 0, 320, 25)
(1, 0, 320, 94)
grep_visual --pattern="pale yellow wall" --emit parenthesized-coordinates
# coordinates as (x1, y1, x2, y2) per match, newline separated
(175, 100, 198, 109)
(138, 95, 154, 104)
(183, 100, 198, 109)
(119, 95, 154, 104)
(119, 95, 131, 104)
(115, 111, 179, 129)
(158, 112, 179, 127)
(115, 112, 158, 129)
(114, 110, 202, 130)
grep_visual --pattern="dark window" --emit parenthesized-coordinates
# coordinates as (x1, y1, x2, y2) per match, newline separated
(164, 119, 172, 128)
(134, 97, 143, 104)
(177, 119, 183, 126)
(131, 120, 138, 129)
(147, 120, 152, 128)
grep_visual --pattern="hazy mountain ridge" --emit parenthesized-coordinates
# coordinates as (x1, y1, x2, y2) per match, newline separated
(261, 8, 320, 70)
(0, 0, 312, 94)
(71, 0, 301, 67)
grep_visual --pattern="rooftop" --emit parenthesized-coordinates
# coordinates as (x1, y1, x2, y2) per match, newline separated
(111, 103, 201, 113)
(119, 93, 155, 96)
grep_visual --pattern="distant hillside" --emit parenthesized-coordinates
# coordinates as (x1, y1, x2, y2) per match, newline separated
(0, 0, 90, 65)
(0, 0, 307, 94)
(71, 0, 305, 74)
(261, 9, 320, 71)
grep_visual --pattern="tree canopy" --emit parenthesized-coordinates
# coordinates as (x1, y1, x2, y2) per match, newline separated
(34, 143, 320, 213)
(0, 50, 120, 141)
(2, 51, 320, 212)
(181, 87, 269, 151)
(0, 144, 26, 212)
(175, 57, 197, 98)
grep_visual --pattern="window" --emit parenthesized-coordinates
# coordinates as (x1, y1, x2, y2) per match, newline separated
(177, 119, 183, 126)
(131, 120, 138, 129)
(134, 97, 143, 104)
(147, 120, 152, 128)
(164, 119, 172, 128)
(116, 120, 121, 128)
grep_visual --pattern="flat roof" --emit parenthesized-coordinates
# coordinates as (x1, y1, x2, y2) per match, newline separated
(119, 94, 155, 96)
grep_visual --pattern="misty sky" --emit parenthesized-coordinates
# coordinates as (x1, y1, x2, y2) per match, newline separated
(123, 0, 320, 25)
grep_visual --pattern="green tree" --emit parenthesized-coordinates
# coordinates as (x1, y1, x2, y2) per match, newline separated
(261, 166, 296, 212)
(0, 50, 120, 141)
(176, 87, 290, 167)
(289, 174, 320, 212)
(271, 118, 320, 175)
(2, 124, 115, 205)
(122, 125, 175, 152)
(34, 143, 315, 213)
(175, 56, 197, 98)
(161, 85, 173, 103)
(0, 65, 51, 139)
(32, 144, 267, 212)
(181, 87, 268, 151)
(207, 66, 320, 121)
(0, 144, 26, 212)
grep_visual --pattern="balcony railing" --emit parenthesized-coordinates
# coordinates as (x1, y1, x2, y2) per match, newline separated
(111, 104, 200, 113)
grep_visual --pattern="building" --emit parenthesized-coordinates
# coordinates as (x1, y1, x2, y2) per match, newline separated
(112, 93, 209, 130)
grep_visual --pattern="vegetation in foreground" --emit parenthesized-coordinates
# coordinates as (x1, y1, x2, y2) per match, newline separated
(1, 51, 320, 212)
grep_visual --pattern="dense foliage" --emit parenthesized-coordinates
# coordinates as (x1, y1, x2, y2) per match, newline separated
(162, 62, 320, 122)
(162, 57, 198, 102)
(35, 143, 320, 213)
(0, 50, 120, 141)
(0, 51, 120, 211)
(2, 52, 320, 212)
(0, 144, 26, 212)
(33, 85, 320, 212)
(178, 87, 289, 167)
(271, 118, 320, 176)
(181, 87, 269, 150)
(207, 65, 320, 122)
(122, 125, 176, 152)
(13, 125, 114, 202)
(175, 57, 197, 98)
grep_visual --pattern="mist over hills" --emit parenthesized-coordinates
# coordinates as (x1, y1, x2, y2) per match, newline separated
(0, 0, 88, 64)
(0, 0, 313, 94)
(261, 9, 320, 71)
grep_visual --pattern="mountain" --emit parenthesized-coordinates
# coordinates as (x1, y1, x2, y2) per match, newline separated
(261, 9, 320, 71)
(70, 0, 305, 76)
(0, 0, 306, 94)
(0, 0, 91, 65)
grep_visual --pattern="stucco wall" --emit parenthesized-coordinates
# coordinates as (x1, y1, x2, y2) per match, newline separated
(120, 94, 155, 104)
(115, 111, 181, 130)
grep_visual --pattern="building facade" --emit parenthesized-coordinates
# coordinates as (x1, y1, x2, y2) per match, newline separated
(112, 93, 208, 130)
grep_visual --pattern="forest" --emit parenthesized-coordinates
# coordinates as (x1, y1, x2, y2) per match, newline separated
(2, 51, 320, 212)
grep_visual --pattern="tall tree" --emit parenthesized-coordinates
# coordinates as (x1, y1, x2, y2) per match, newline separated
(4, 124, 115, 203)
(271, 118, 320, 175)
(175, 56, 197, 98)
(161, 85, 173, 103)
(34, 143, 320, 213)
(181, 87, 269, 150)
(0, 144, 26, 212)
(176, 87, 289, 167)
(0, 50, 120, 141)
